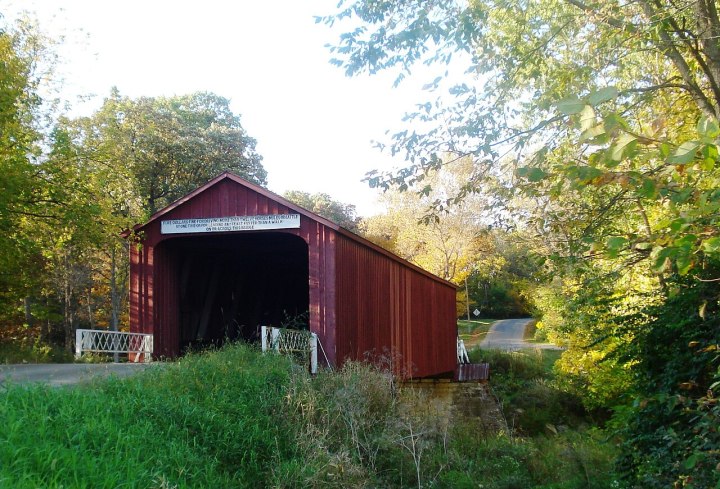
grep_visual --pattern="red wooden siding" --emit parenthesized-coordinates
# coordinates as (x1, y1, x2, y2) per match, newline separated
(334, 234, 457, 378)
(129, 172, 456, 377)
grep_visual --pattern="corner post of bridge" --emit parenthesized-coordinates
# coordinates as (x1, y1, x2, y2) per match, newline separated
(310, 333, 318, 374)
(75, 329, 82, 360)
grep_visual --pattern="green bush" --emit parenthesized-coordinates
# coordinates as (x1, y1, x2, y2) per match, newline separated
(0, 339, 73, 364)
(611, 272, 720, 488)
(468, 349, 588, 436)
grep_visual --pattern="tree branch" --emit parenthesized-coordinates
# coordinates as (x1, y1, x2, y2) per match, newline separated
(640, 0, 719, 118)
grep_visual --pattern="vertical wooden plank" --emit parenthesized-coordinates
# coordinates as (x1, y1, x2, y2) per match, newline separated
(129, 244, 140, 334)
(257, 194, 268, 215)
(324, 229, 336, 365)
(219, 179, 230, 216)
(247, 189, 257, 216)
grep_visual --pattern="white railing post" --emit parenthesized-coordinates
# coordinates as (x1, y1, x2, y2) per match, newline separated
(75, 329, 83, 359)
(457, 337, 470, 364)
(310, 333, 318, 374)
(260, 327, 320, 374)
(147, 336, 153, 362)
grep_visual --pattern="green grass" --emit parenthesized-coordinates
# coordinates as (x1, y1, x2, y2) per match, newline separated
(523, 318, 539, 340)
(0, 344, 297, 488)
(469, 348, 593, 437)
(457, 318, 495, 348)
(539, 348, 563, 373)
(0, 343, 618, 488)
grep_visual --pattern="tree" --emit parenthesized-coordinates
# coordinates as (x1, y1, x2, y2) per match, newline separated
(0, 16, 58, 332)
(0, 17, 110, 353)
(283, 190, 359, 230)
(321, 0, 720, 269)
(361, 160, 489, 282)
(465, 235, 539, 318)
(323, 1, 720, 485)
(73, 90, 267, 216)
(38, 125, 127, 351)
(359, 161, 501, 319)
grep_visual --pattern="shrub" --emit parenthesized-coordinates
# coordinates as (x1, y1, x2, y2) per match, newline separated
(468, 348, 588, 436)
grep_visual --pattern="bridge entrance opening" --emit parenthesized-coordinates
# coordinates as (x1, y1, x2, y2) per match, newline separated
(159, 233, 309, 352)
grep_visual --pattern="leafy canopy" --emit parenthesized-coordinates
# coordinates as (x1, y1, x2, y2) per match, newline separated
(283, 190, 359, 231)
(320, 0, 720, 272)
(69, 90, 267, 216)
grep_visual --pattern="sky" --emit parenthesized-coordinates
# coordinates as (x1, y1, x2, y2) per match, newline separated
(4, 0, 435, 216)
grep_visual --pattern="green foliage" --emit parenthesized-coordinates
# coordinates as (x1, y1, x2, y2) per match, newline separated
(69, 89, 267, 216)
(610, 268, 720, 488)
(469, 348, 591, 436)
(0, 15, 268, 350)
(531, 273, 639, 409)
(321, 0, 719, 199)
(283, 190, 359, 230)
(282, 353, 618, 488)
(360, 159, 490, 284)
(325, 1, 720, 485)
(0, 20, 48, 326)
(458, 233, 541, 319)
(0, 338, 72, 364)
(383, 429, 614, 488)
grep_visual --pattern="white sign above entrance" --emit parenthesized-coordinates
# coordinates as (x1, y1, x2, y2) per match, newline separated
(161, 214, 301, 234)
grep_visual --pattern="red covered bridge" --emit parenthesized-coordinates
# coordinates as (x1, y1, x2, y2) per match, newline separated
(128, 172, 457, 378)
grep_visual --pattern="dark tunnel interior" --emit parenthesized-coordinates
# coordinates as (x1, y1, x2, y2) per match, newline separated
(162, 233, 309, 352)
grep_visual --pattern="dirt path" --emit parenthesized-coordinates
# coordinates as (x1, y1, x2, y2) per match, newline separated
(479, 318, 561, 351)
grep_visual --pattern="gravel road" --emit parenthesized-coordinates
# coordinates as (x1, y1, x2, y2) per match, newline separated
(479, 318, 562, 351)
(0, 363, 154, 388)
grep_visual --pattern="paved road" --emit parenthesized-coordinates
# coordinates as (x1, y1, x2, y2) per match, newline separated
(479, 318, 562, 351)
(0, 363, 154, 388)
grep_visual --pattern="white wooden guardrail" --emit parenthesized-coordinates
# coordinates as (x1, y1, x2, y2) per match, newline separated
(261, 326, 318, 374)
(75, 329, 153, 363)
(457, 337, 470, 364)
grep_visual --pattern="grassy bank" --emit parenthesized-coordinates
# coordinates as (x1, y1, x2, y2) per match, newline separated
(457, 318, 495, 349)
(0, 344, 617, 488)
(469, 348, 600, 436)
(0, 345, 294, 488)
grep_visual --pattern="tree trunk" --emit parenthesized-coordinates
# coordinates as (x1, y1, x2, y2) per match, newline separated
(41, 297, 50, 345)
(63, 253, 75, 354)
(86, 290, 95, 329)
(24, 296, 33, 327)
(465, 276, 471, 321)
